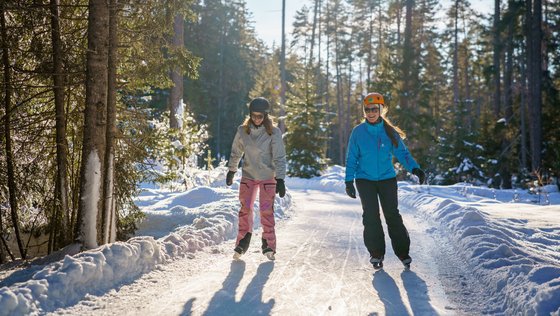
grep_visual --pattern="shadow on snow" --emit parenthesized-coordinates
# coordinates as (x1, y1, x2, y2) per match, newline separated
(372, 269, 437, 315)
(181, 260, 275, 315)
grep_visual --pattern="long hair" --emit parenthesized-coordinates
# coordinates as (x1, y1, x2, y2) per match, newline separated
(242, 114, 275, 135)
(380, 107, 406, 147)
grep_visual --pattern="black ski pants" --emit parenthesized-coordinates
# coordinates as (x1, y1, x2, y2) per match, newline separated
(355, 177, 410, 259)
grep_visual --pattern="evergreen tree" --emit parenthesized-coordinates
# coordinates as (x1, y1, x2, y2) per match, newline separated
(184, 0, 264, 160)
(285, 75, 329, 178)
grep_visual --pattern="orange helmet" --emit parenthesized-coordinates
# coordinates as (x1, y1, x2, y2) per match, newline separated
(363, 92, 384, 106)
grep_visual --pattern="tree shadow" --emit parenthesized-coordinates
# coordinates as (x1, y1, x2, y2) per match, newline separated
(202, 260, 275, 316)
(372, 270, 410, 316)
(400, 270, 438, 315)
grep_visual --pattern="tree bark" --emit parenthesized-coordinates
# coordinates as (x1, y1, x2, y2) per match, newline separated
(75, 0, 109, 250)
(453, 0, 459, 108)
(279, 0, 286, 133)
(1, 0, 25, 260)
(493, 0, 502, 117)
(169, 14, 184, 130)
(50, 0, 71, 251)
(401, 0, 414, 111)
(308, 0, 319, 70)
(500, 2, 515, 189)
(529, 0, 542, 171)
(520, 45, 528, 172)
(525, 0, 543, 172)
(103, 0, 118, 244)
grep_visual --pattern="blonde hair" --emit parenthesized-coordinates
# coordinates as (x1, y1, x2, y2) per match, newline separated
(365, 105, 406, 147)
(242, 114, 275, 135)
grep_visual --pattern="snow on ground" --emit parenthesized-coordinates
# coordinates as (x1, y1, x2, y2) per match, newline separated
(52, 187, 457, 315)
(0, 166, 559, 315)
(0, 172, 293, 315)
(399, 183, 560, 315)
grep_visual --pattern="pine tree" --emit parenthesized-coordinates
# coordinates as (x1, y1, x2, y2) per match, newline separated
(285, 76, 329, 178)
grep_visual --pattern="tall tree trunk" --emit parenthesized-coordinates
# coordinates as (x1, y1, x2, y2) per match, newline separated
(103, 0, 118, 244)
(50, 0, 70, 252)
(336, 62, 343, 165)
(316, 0, 322, 102)
(325, 0, 332, 160)
(1, 1, 25, 260)
(529, 0, 542, 172)
(217, 9, 225, 155)
(525, 0, 543, 173)
(453, 0, 460, 109)
(346, 61, 352, 147)
(401, 0, 413, 111)
(366, 1, 374, 87)
(501, 3, 515, 189)
(169, 14, 184, 130)
(520, 44, 528, 172)
(525, 0, 532, 173)
(308, 0, 319, 70)
(333, 3, 344, 165)
(377, 3, 383, 70)
(493, 0, 502, 117)
(279, 0, 286, 133)
(75, 0, 109, 250)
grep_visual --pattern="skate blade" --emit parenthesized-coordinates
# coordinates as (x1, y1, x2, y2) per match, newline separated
(265, 252, 275, 260)
(233, 252, 242, 260)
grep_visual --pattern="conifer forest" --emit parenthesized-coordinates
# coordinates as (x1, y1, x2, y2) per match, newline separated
(0, 0, 559, 262)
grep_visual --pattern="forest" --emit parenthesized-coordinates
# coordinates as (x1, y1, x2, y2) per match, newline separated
(0, 0, 558, 263)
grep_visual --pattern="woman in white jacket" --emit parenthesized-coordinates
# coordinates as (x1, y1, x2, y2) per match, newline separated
(226, 97, 287, 260)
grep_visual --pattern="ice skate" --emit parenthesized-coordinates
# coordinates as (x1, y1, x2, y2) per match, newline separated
(370, 256, 384, 270)
(401, 256, 412, 270)
(262, 247, 275, 260)
(233, 246, 244, 260)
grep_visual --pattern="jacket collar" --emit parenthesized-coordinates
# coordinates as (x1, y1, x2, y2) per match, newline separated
(364, 118, 384, 132)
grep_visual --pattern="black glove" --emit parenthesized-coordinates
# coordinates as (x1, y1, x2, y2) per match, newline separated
(275, 178, 286, 197)
(226, 171, 235, 186)
(345, 181, 356, 198)
(412, 168, 426, 184)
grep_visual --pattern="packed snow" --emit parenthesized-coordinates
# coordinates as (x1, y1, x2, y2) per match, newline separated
(0, 166, 558, 315)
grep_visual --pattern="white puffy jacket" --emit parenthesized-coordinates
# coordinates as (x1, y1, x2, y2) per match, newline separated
(228, 124, 286, 180)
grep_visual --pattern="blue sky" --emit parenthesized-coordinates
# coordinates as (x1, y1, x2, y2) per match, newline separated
(245, 0, 493, 49)
(245, 0, 300, 48)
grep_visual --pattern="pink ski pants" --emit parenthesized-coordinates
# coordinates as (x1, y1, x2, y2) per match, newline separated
(236, 177, 277, 251)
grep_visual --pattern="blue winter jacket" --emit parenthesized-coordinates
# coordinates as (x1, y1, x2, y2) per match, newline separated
(345, 119, 420, 182)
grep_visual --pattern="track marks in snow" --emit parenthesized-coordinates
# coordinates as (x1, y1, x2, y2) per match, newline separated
(51, 189, 482, 315)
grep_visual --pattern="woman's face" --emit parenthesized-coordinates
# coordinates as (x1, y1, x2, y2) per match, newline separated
(251, 112, 265, 125)
(364, 104, 381, 123)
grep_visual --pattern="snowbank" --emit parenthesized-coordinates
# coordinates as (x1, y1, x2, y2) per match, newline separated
(286, 165, 346, 192)
(0, 185, 293, 315)
(399, 184, 560, 315)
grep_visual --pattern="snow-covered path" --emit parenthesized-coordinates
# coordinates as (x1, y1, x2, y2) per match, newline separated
(50, 188, 486, 315)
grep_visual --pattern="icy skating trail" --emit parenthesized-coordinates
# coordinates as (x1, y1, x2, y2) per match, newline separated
(51, 189, 488, 315)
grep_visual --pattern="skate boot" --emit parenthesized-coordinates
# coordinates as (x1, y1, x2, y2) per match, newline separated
(262, 248, 275, 260)
(233, 232, 252, 260)
(369, 256, 384, 270)
(400, 255, 412, 270)
(261, 238, 275, 260)
(233, 246, 244, 260)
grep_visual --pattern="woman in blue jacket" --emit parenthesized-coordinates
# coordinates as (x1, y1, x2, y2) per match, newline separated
(345, 92, 425, 270)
